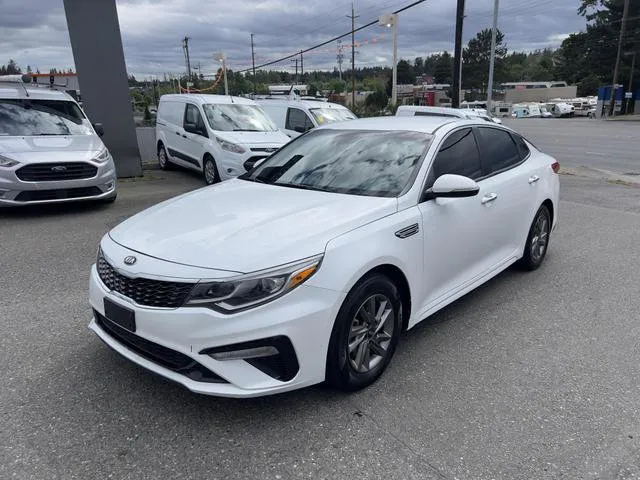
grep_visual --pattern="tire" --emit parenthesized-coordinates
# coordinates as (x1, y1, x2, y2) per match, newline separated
(203, 155, 220, 185)
(519, 204, 552, 271)
(326, 274, 403, 391)
(157, 143, 171, 170)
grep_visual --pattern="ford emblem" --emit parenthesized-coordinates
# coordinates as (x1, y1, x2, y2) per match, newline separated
(51, 166, 68, 172)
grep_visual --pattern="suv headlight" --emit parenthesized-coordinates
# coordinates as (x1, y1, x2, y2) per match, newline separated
(185, 255, 323, 312)
(0, 154, 19, 168)
(92, 147, 111, 164)
(215, 137, 246, 154)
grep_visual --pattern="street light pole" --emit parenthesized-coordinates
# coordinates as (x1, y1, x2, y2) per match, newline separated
(215, 52, 229, 95)
(379, 13, 398, 106)
(486, 0, 499, 115)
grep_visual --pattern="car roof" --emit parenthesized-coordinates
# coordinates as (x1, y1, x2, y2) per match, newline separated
(0, 83, 76, 101)
(160, 94, 257, 106)
(397, 105, 470, 118)
(256, 98, 350, 110)
(321, 116, 481, 134)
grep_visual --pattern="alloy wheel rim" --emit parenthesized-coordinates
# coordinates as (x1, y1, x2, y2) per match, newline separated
(347, 294, 395, 373)
(530, 213, 549, 263)
(158, 149, 166, 167)
(205, 161, 216, 184)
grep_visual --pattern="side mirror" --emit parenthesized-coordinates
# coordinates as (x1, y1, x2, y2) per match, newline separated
(253, 158, 268, 169)
(93, 123, 104, 137)
(423, 174, 479, 201)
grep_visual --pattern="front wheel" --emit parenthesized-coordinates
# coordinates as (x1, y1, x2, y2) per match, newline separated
(203, 156, 219, 185)
(157, 144, 171, 170)
(519, 205, 551, 270)
(326, 274, 402, 391)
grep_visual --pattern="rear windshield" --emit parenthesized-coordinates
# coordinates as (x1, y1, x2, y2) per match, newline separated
(0, 99, 92, 136)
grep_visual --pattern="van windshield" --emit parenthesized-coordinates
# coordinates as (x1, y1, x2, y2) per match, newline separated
(0, 100, 92, 136)
(309, 107, 357, 126)
(202, 104, 277, 132)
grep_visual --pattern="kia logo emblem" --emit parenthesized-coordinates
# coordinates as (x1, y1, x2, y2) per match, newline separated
(51, 166, 67, 172)
(123, 256, 137, 265)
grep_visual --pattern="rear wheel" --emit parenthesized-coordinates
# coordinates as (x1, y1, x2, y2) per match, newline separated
(157, 143, 171, 170)
(519, 205, 551, 270)
(203, 156, 219, 185)
(326, 274, 402, 391)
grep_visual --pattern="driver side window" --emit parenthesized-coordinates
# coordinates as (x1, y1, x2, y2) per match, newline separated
(425, 128, 483, 188)
(286, 108, 314, 132)
(184, 104, 207, 137)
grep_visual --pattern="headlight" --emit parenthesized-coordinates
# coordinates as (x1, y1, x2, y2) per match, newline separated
(215, 137, 246, 154)
(92, 147, 111, 163)
(0, 154, 19, 168)
(185, 255, 323, 312)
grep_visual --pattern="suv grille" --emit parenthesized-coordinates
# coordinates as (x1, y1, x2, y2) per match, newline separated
(95, 310, 227, 383)
(16, 162, 98, 181)
(97, 252, 194, 308)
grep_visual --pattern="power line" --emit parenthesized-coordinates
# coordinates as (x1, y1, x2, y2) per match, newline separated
(237, 0, 427, 73)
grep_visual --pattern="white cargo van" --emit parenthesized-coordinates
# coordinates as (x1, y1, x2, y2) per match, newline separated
(156, 94, 290, 184)
(257, 98, 356, 138)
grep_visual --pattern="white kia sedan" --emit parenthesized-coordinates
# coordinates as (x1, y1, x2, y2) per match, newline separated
(89, 116, 559, 397)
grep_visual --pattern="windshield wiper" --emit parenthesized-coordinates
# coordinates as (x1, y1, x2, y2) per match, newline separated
(233, 128, 261, 132)
(274, 182, 326, 192)
(38, 133, 68, 136)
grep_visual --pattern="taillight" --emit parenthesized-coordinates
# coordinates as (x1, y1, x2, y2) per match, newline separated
(551, 161, 560, 174)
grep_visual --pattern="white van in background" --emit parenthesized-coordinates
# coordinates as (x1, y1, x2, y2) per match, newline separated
(395, 105, 502, 124)
(257, 98, 357, 138)
(156, 94, 290, 184)
(545, 102, 575, 118)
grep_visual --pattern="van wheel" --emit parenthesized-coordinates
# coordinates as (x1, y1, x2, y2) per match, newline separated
(203, 156, 219, 185)
(326, 274, 402, 391)
(157, 144, 171, 170)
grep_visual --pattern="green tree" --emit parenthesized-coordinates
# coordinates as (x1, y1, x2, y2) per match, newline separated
(462, 28, 507, 89)
(365, 89, 388, 110)
(414, 57, 424, 76)
(434, 51, 453, 84)
(578, 73, 601, 96)
(396, 59, 414, 84)
(329, 79, 346, 93)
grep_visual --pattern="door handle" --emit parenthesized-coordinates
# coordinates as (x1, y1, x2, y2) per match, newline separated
(481, 193, 498, 204)
(175, 131, 181, 135)
(182, 134, 187, 138)
(528, 175, 540, 184)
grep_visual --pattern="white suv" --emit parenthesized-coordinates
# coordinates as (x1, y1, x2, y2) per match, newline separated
(155, 94, 290, 184)
(0, 75, 117, 206)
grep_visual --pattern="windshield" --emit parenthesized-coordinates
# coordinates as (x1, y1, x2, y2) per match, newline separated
(0, 100, 92, 136)
(241, 129, 432, 197)
(309, 107, 357, 126)
(202, 104, 277, 132)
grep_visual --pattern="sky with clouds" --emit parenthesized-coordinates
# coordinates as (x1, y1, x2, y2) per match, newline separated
(1, 0, 586, 79)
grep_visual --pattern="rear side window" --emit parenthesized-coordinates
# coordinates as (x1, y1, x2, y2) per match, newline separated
(429, 128, 483, 183)
(157, 101, 183, 127)
(511, 134, 531, 160)
(476, 127, 522, 173)
(286, 108, 314, 132)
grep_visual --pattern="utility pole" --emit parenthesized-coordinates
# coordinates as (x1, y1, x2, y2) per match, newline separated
(625, 51, 636, 114)
(608, 0, 630, 117)
(182, 36, 192, 81)
(300, 51, 304, 81)
(347, 3, 359, 107)
(251, 33, 256, 96)
(486, 0, 499, 114)
(452, 0, 465, 108)
(291, 58, 299, 85)
(337, 40, 344, 81)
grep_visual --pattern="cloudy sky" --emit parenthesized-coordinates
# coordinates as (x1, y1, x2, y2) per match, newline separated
(1, 0, 586, 79)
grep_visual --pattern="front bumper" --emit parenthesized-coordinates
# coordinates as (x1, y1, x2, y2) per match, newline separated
(216, 144, 283, 181)
(88, 264, 342, 397)
(0, 161, 117, 206)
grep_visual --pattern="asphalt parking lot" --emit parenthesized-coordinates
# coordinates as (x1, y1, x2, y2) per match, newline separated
(2, 120, 640, 479)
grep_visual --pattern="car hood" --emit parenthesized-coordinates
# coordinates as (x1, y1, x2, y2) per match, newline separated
(109, 179, 397, 273)
(214, 130, 290, 146)
(0, 135, 103, 155)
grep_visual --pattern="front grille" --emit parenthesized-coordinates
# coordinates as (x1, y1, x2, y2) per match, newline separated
(14, 186, 102, 202)
(16, 162, 98, 181)
(250, 147, 279, 153)
(243, 156, 268, 171)
(95, 311, 227, 383)
(97, 252, 194, 308)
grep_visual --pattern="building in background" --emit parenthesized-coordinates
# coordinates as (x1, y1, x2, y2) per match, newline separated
(499, 81, 577, 103)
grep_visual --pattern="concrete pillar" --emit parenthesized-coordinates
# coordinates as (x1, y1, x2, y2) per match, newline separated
(63, 0, 142, 177)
